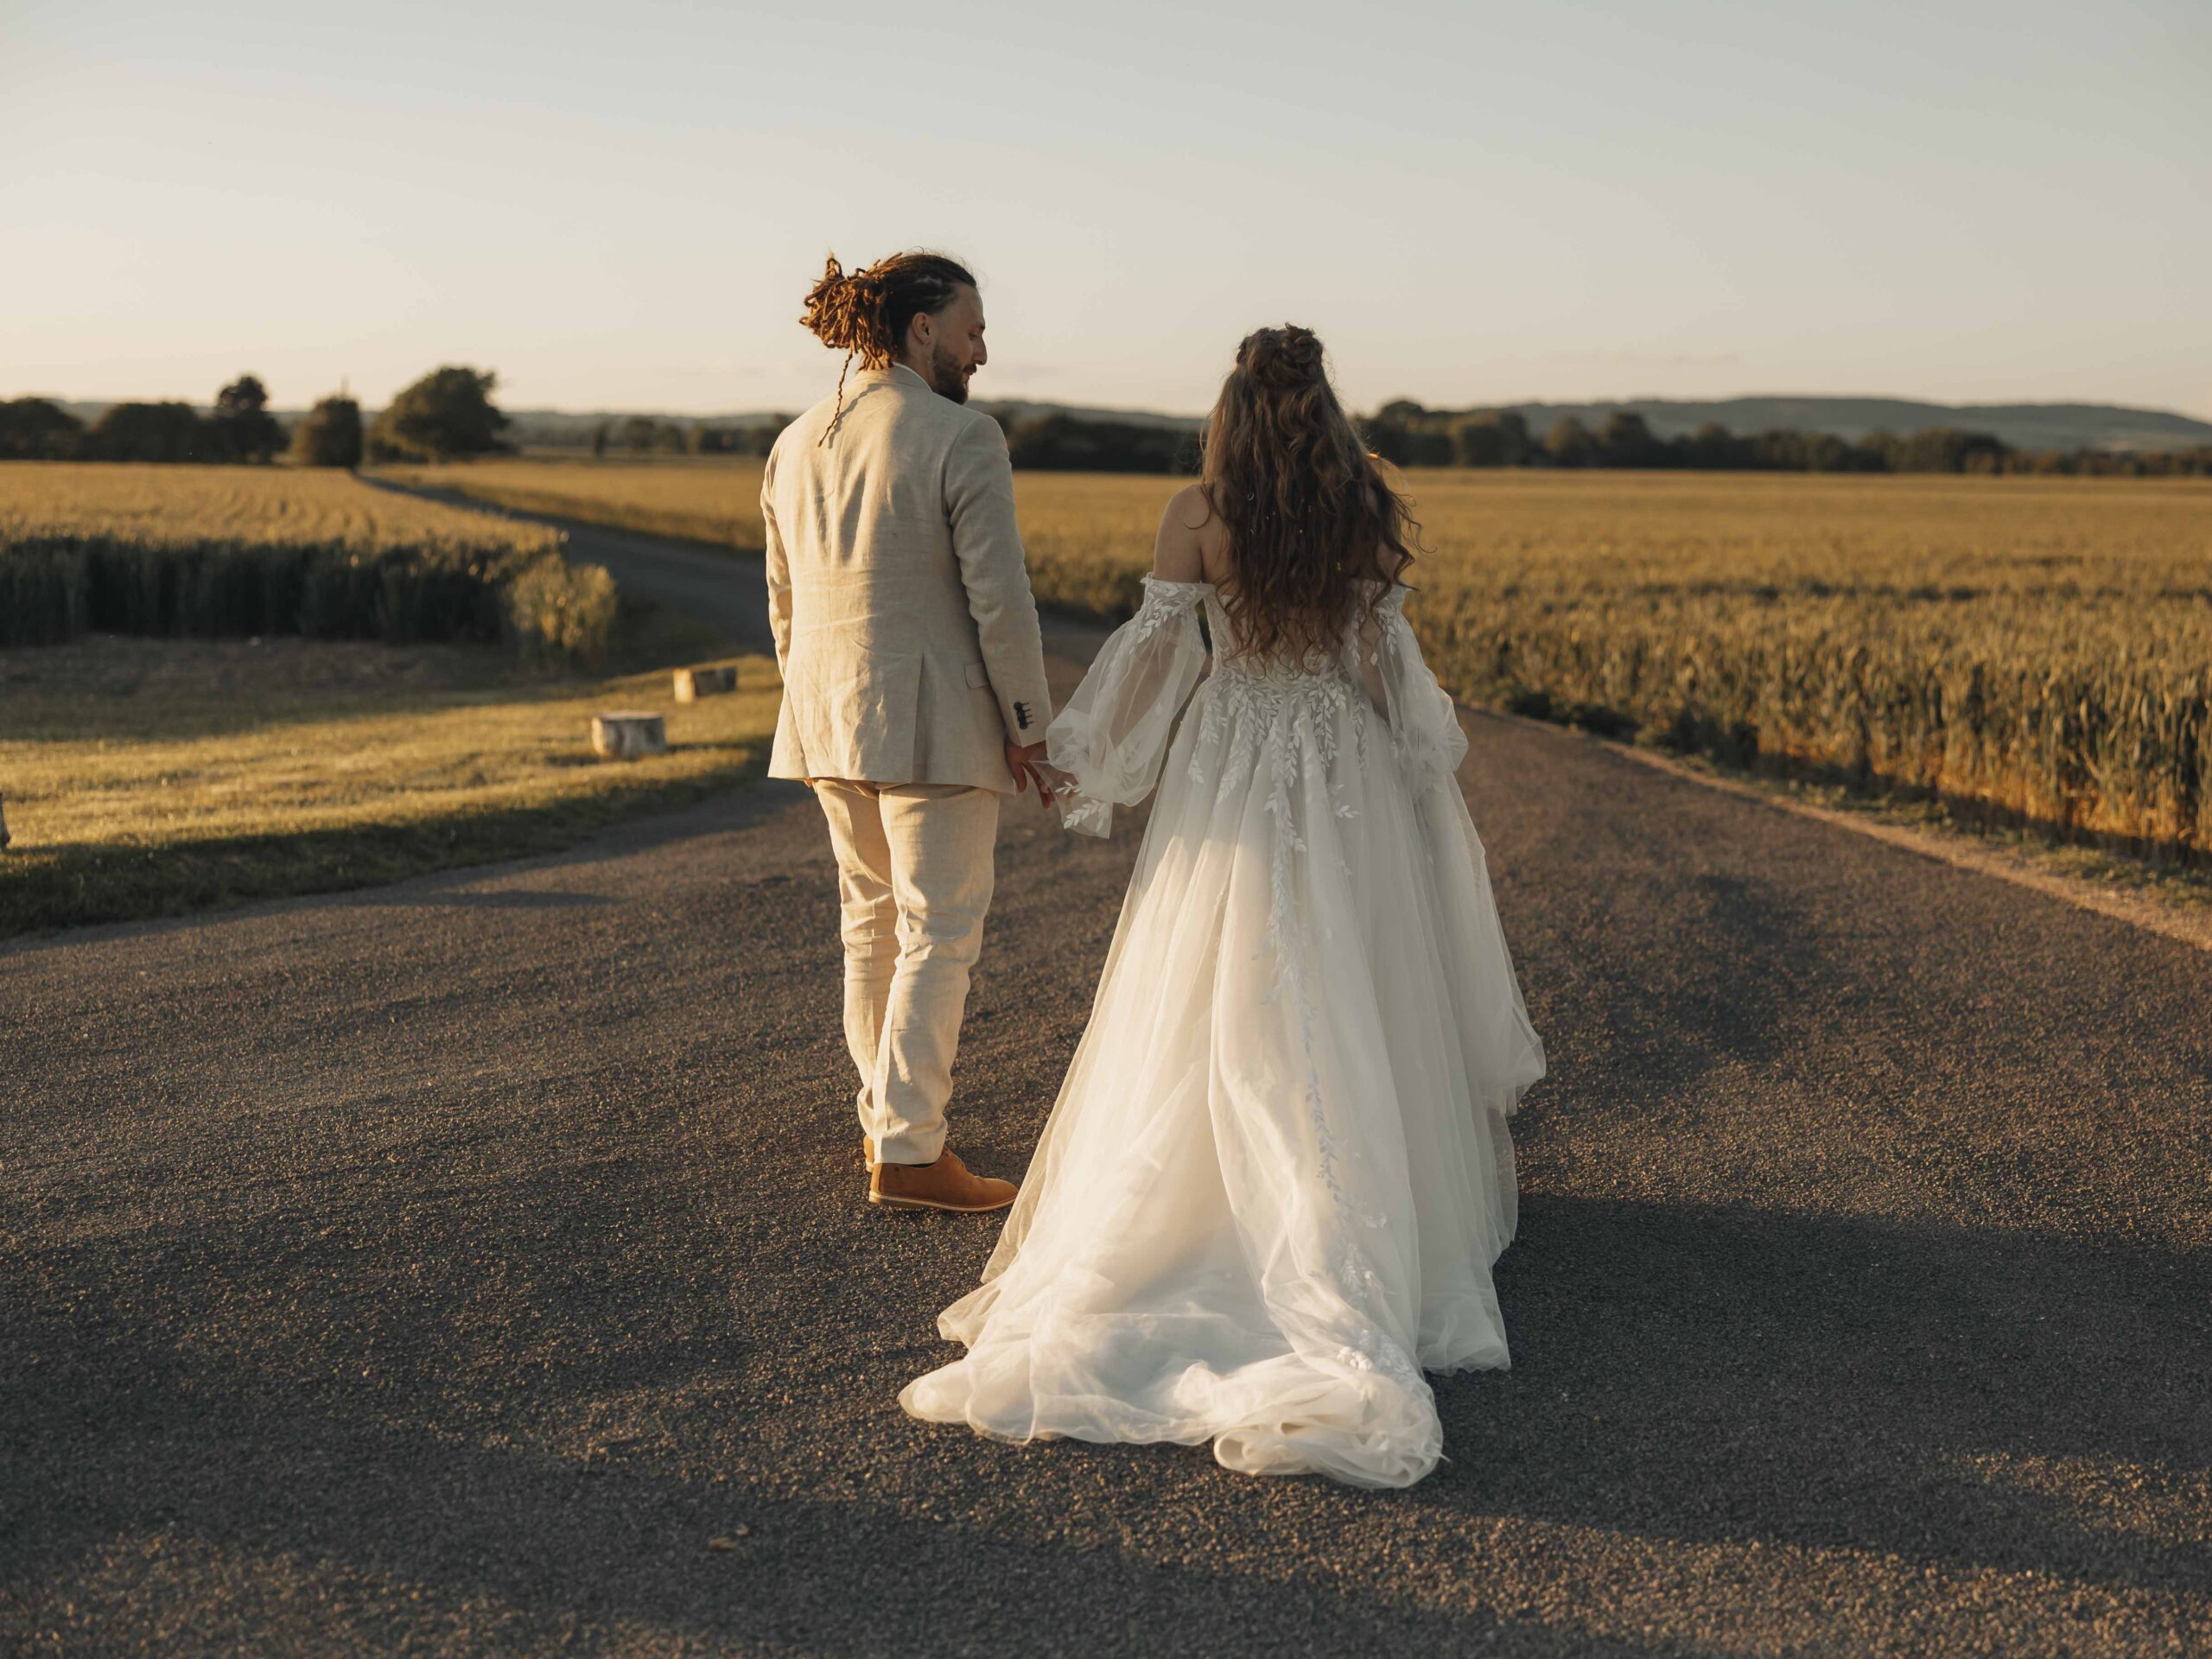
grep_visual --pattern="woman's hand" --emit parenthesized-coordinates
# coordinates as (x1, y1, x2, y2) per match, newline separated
(1004, 738, 1056, 810)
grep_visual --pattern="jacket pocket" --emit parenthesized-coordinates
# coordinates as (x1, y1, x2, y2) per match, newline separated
(963, 660, 990, 690)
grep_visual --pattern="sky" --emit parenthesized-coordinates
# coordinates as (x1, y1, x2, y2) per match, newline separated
(3, 0, 2207, 418)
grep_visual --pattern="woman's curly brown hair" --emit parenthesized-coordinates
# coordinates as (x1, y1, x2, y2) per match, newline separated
(1197, 324, 1420, 666)
(799, 251, 976, 435)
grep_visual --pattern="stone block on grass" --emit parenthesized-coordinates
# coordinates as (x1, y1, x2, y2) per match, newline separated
(591, 711, 667, 760)
(674, 665, 738, 702)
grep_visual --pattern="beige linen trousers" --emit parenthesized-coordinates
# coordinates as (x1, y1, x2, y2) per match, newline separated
(761, 364, 1054, 1164)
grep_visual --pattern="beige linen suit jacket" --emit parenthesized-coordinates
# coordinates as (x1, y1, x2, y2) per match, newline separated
(762, 365, 1054, 792)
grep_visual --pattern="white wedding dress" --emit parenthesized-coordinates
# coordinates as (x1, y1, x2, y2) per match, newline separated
(899, 575, 1547, 1488)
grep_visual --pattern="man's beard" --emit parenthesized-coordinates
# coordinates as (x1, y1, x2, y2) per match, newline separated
(927, 345, 969, 404)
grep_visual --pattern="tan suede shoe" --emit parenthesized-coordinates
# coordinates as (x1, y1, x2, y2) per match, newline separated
(869, 1149, 1017, 1213)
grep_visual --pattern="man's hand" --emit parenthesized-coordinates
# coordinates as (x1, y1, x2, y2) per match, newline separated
(1005, 738, 1056, 810)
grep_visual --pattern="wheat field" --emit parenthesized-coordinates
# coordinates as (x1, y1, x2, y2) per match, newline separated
(379, 457, 771, 549)
(1, 463, 613, 665)
(0, 466, 779, 929)
(392, 459, 2212, 860)
(0, 462, 564, 551)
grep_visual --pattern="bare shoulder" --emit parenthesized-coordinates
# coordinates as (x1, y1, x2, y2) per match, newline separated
(1150, 482, 1214, 582)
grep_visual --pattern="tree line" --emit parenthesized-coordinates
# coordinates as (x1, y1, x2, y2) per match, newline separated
(1, 378, 296, 465)
(581, 416, 783, 458)
(0, 366, 515, 469)
(988, 404, 2212, 476)
(1355, 402, 2212, 477)
(11, 376, 2207, 478)
(979, 404, 2212, 477)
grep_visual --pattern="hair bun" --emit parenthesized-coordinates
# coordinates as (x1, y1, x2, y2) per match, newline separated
(1241, 325, 1325, 391)
(843, 259, 884, 300)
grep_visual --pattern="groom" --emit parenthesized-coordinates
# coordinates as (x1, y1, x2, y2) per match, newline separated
(760, 250, 1056, 1213)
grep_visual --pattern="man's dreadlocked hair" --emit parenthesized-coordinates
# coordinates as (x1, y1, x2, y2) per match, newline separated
(799, 251, 976, 438)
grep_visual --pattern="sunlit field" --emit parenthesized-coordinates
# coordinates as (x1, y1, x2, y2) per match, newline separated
(381, 456, 772, 550)
(0, 464, 778, 933)
(0, 462, 564, 550)
(0, 631, 780, 938)
(393, 459, 2212, 861)
(2, 463, 614, 667)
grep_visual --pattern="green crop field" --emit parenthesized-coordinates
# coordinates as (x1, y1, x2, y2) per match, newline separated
(393, 459, 2212, 862)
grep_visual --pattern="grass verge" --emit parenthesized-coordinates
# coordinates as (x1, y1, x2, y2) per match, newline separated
(0, 631, 781, 940)
(1608, 725, 2212, 918)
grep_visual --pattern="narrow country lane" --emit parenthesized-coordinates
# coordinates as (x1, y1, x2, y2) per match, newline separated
(4, 512, 2208, 1656)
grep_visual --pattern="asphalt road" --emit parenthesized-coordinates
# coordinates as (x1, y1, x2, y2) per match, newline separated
(4, 515, 2209, 1656)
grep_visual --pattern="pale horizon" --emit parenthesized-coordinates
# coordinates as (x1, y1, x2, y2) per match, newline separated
(23, 387, 2212, 428)
(6, 0, 2207, 421)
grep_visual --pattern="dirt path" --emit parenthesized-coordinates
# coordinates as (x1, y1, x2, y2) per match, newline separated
(4, 518, 2209, 1656)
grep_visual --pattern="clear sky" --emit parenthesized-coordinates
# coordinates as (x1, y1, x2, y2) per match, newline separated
(4, 0, 2207, 418)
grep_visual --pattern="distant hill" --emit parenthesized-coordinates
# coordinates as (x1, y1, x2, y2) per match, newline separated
(470, 395, 2212, 454)
(974, 398, 1198, 433)
(1490, 397, 2212, 454)
(34, 393, 2212, 454)
(496, 398, 1201, 441)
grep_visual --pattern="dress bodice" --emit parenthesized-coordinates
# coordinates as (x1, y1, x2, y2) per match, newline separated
(1046, 572, 1458, 839)
(1202, 587, 1332, 686)
(1171, 580, 1374, 689)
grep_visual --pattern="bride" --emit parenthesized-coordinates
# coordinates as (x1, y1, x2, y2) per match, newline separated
(899, 324, 1547, 1489)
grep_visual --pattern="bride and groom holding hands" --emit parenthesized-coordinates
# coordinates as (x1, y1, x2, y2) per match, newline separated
(760, 249, 1546, 1489)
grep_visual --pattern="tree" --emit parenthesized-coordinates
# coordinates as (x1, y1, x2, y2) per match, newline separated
(83, 402, 207, 461)
(1359, 407, 1453, 467)
(590, 423, 608, 459)
(1599, 411, 1662, 467)
(1681, 422, 1747, 469)
(1853, 429, 1899, 473)
(289, 394, 364, 467)
(1892, 427, 2009, 474)
(0, 397, 84, 460)
(1005, 413, 1198, 474)
(1452, 410, 1529, 467)
(1544, 416, 1595, 467)
(208, 374, 281, 462)
(367, 366, 511, 462)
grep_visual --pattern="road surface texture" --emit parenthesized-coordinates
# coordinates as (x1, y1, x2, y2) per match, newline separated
(4, 512, 2209, 1656)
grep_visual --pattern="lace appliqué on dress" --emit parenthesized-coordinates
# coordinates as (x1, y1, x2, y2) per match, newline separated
(1191, 595, 1419, 1396)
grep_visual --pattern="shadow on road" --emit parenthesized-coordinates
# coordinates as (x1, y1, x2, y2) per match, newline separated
(6, 1164, 2204, 1652)
(1459, 1196, 2210, 1593)
(8, 560, 2211, 1651)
